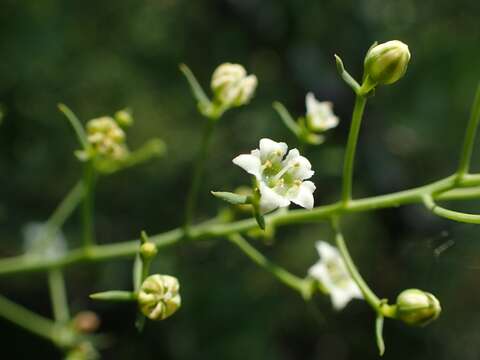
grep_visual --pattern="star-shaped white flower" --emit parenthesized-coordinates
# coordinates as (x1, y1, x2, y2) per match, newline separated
(306, 93, 339, 132)
(232, 138, 316, 214)
(308, 241, 363, 310)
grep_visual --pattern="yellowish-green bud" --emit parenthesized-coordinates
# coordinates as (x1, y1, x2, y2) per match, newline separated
(395, 289, 441, 326)
(86, 116, 128, 160)
(114, 109, 134, 127)
(140, 242, 157, 260)
(363, 40, 410, 88)
(211, 63, 258, 108)
(138, 274, 181, 320)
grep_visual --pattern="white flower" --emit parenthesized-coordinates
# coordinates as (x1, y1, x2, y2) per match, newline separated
(232, 138, 316, 214)
(308, 241, 363, 310)
(305, 93, 339, 132)
(86, 116, 128, 160)
(22, 222, 67, 260)
(211, 63, 258, 107)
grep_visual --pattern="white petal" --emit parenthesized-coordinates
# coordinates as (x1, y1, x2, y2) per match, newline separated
(306, 92, 319, 116)
(289, 181, 315, 209)
(315, 241, 340, 262)
(330, 288, 355, 310)
(259, 182, 290, 214)
(259, 138, 287, 162)
(232, 154, 261, 178)
(283, 149, 314, 180)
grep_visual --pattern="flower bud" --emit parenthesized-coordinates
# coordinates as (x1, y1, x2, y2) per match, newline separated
(86, 116, 128, 160)
(211, 63, 258, 108)
(114, 109, 134, 127)
(395, 289, 441, 326)
(140, 242, 157, 260)
(364, 40, 410, 87)
(137, 274, 181, 320)
(73, 311, 100, 334)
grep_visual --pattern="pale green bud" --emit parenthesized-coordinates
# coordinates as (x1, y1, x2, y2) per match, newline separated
(114, 109, 134, 127)
(138, 274, 181, 320)
(395, 289, 441, 326)
(140, 242, 158, 260)
(364, 40, 411, 88)
(211, 63, 258, 108)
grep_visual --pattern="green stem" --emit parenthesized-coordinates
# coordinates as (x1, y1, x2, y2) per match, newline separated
(341, 95, 368, 203)
(82, 162, 96, 248)
(423, 194, 480, 224)
(229, 234, 313, 299)
(2, 173, 480, 276)
(331, 218, 381, 309)
(47, 269, 70, 324)
(184, 121, 216, 234)
(0, 294, 58, 343)
(457, 83, 480, 178)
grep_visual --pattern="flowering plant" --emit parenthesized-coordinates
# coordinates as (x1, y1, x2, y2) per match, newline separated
(1, 40, 480, 358)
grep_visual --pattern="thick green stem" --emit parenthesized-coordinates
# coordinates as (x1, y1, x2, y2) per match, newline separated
(229, 234, 313, 299)
(47, 269, 70, 324)
(457, 83, 480, 178)
(184, 121, 216, 233)
(2, 173, 480, 276)
(82, 162, 96, 248)
(341, 95, 368, 203)
(332, 218, 381, 309)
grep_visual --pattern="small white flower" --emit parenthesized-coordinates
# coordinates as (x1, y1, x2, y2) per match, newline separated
(22, 222, 67, 260)
(308, 241, 363, 310)
(233, 138, 315, 214)
(86, 116, 128, 160)
(305, 93, 339, 132)
(211, 63, 258, 108)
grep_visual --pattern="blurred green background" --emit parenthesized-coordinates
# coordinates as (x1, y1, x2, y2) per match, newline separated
(1, 0, 480, 359)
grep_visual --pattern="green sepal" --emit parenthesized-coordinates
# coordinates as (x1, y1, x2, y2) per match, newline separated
(211, 191, 249, 205)
(89, 290, 136, 302)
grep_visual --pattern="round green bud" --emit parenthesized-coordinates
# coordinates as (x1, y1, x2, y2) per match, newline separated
(140, 242, 157, 260)
(114, 109, 134, 127)
(395, 288, 441, 326)
(138, 274, 181, 320)
(364, 40, 411, 87)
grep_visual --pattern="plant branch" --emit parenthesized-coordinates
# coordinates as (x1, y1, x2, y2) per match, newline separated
(457, 82, 480, 178)
(47, 269, 70, 324)
(229, 233, 313, 299)
(2, 173, 480, 276)
(341, 95, 368, 203)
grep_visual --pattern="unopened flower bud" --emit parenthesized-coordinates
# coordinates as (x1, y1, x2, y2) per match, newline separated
(86, 116, 128, 160)
(114, 109, 134, 127)
(140, 242, 157, 260)
(395, 289, 441, 326)
(137, 274, 181, 320)
(364, 40, 410, 88)
(211, 63, 258, 108)
(73, 311, 100, 333)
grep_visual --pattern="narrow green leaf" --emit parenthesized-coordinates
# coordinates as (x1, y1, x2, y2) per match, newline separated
(272, 101, 301, 136)
(211, 191, 248, 205)
(375, 314, 386, 356)
(179, 63, 211, 108)
(58, 103, 89, 150)
(89, 290, 136, 302)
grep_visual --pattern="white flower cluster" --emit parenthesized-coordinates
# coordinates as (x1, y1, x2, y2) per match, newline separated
(308, 241, 363, 310)
(211, 63, 258, 108)
(233, 138, 316, 214)
(305, 93, 339, 133)
(86, 117, 128, 160)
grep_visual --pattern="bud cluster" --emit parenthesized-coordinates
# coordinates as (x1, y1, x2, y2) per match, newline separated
(86, 117, 128, 160)
(211, 63, 258, 109)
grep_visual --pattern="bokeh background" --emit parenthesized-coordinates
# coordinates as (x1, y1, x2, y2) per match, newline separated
(1, 0, 480, 359)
